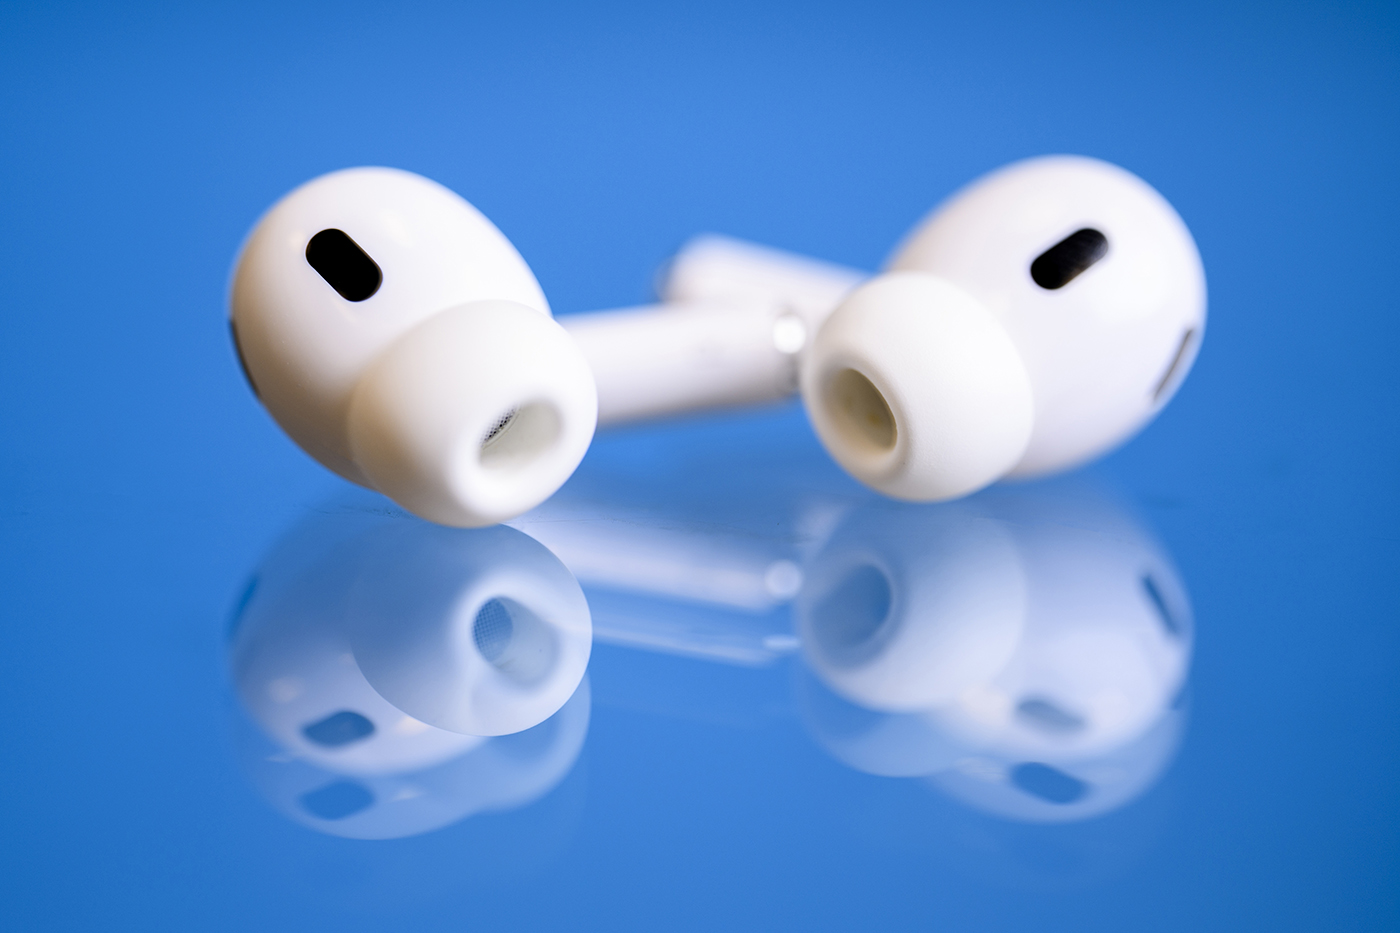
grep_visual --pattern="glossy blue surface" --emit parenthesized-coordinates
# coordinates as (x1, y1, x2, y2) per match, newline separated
(1, 1, 1397, 930)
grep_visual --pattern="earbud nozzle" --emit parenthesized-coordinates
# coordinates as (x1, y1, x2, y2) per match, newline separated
(347, 301, 598, 526)
(802, 272, 1034, 501)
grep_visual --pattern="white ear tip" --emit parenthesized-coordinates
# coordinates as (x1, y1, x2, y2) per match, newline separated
(801, 272, 1033, 501)
(346, 301, 598, 526)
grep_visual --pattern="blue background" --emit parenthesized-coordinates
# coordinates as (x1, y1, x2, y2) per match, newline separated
(1, 0, 1397, 930)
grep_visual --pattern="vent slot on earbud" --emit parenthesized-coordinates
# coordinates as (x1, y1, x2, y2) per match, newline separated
(306, 228, 383, 301)
(1030, 228, 1108, 290)
(1152, 328, 1196, 402)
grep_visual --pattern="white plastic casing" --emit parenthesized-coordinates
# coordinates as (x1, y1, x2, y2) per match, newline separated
(229, 167, 597, 526)
(562, 301, 803, 424)
(555, 236, 867, 425)
(661, 234, 866, 332)
(890, 155, 1207, 477)
(659, 157, 1205, 496)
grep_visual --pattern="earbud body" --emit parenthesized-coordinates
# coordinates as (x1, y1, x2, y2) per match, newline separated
(885, 156, 1206, 479)
(230, 167, 597, 527)
(656, 155, 1207, 501)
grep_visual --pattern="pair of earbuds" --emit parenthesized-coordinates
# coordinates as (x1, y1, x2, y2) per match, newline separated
(229, 156, 1206, 526)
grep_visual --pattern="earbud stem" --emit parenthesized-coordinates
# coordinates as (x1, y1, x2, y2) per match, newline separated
(561, 302, 797, 423)
(562, 236, 867, 425)
(661, 234, 866, 330)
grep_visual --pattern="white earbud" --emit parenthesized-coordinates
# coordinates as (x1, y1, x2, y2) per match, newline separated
(231, 158, 1203, 519)
(649, 155, 1207, 500)
(230, 167, 598, 527)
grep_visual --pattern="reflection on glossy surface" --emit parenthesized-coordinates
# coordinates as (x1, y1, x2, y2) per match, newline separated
(345, 520, 592, 736)
(798, 485, 1191, 822)
(232, 680, 590, 840)
(798, 502, 1027, 711)
(524, 475, 1190, 825)
(515, 485, 850, 665)
(231, 475, 1190, 838)
(227, 505, 592, 838)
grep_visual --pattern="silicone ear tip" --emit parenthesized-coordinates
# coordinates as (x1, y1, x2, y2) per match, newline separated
(801, 272, 1033, 501)
(346, 300, 598, 527)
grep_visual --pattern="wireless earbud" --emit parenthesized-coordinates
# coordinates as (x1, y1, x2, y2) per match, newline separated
(230, 157, 1203, 521)
(653, 155, 1208, 500)
(230, 167, 598, 527)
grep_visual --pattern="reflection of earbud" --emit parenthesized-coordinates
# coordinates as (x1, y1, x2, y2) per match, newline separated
(230, 168, 598, 527)
(519, 464, 1191, 823)
(234, 679, 590, 840)
(926, 690, 1183, 825)
(227, 502, 591, 838)
(346, 521, 592, 736)
(929, 488, 1191, 759)
(796, 483, 1192, 822)
(665, 156, 1207, 500)
(796, 503, 1026, 711)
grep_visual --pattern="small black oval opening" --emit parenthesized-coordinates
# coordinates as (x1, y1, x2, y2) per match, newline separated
(305, 228, 382, 301)
(1030, 228, 1108, 290)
